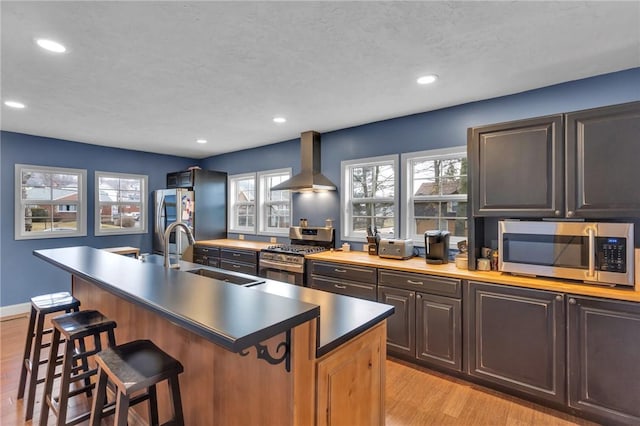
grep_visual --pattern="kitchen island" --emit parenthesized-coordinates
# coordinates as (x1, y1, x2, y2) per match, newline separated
(34, 246, 393, 426)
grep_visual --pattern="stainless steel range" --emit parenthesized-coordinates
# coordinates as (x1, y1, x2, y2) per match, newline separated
(259, 226, 334, 286)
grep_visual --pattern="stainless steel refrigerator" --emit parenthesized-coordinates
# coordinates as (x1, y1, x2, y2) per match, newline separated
(153, 169, 227, 256)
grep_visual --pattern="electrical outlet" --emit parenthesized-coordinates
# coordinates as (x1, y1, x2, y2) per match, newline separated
(238, 234, 245, 240)
(362, 244, 368, 252)
(270, 237, 277, 243)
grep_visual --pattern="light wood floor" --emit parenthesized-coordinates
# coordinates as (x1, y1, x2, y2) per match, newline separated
(1, 315, 598, 425)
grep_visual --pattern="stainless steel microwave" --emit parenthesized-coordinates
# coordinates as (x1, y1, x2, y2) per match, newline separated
(498, 221, 634, 286)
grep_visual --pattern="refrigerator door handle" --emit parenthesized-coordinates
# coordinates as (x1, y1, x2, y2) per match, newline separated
(156, 192, 166, 250)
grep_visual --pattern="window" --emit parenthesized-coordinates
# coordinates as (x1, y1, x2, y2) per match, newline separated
(258, 169, 291, 235)
(402, 147, 468, 245)
(95, 172, 147, 235)
(229, 173, 256, 233)
(15, 164, 87, 239)
(341, 155, 398, 240)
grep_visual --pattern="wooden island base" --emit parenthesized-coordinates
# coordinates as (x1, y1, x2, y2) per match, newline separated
(73, 276, 386, 425)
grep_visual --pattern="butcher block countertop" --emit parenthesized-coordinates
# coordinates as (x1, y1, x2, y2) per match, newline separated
(306, 250, 640, 303)
(196, 239, 273, 251)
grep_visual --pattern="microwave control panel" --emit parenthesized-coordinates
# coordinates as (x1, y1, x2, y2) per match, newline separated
(596, 237, 627, 273)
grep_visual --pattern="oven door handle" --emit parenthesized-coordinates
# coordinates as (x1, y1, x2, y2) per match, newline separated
(259, 259, 304, 273)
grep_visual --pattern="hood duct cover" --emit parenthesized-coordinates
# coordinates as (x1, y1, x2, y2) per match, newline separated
(271, 131, 336, 192)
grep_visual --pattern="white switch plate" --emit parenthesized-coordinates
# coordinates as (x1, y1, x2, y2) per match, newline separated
(362, 244, 368, 252)
(238, 234, 245, 240)
(270, 237, 277, 243)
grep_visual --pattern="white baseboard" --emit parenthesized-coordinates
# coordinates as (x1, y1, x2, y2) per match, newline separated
(0, 302, 30, 320)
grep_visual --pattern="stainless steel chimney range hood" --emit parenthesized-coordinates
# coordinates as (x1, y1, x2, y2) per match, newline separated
(271, 131, 336, 192)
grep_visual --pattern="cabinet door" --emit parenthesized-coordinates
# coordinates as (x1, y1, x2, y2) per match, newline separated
(469, 115, 564, 217)
(416, 293, 461, 371)
(316, 322, 385, 426)
(567, 295, 640, 424)
(466, 282, 565, 403)
(566, 101, 640, 218)
(377, 286, 415, 357)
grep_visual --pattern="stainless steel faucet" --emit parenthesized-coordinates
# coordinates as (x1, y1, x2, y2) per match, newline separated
(164, 222, 195, 268)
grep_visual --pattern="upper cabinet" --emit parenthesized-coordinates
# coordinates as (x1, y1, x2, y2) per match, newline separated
(565, 102, 640, 218)
(469, 101, 640, 218)
(469, 114, 564, 217)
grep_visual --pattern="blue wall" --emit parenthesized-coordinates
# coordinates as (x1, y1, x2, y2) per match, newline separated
(201, 68, 640, 243)
(2, 68, 639, 308)
(0, 132, 196, 306)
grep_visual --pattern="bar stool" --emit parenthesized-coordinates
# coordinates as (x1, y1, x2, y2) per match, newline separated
(39, 310, 117, 426)
(90, 339, 184, 426)
(17, 292, 81, 421)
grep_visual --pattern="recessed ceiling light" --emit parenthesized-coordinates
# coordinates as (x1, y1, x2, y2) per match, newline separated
(273, 117, 287, 124)
(36, 38, 66, 53)
(196, 139, 207, 144)
(4, 100, 26, 109)
(417, 74, 438, 85)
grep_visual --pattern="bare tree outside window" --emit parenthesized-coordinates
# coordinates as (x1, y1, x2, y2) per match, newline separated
(405, 148, 468, 243)
(343, 156, 398, 239)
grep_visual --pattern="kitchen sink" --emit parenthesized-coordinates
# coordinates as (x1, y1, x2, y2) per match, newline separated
(186, 268, 264, 286)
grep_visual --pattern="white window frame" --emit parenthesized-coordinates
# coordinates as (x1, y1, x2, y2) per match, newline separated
(341, 154, 399, 241)
(95, 171, 148, 236)
(257, 168, 292, 236)
(228, 173, 257, 234)
(401, 146, 468, 246)
(15, 164, 87, 240)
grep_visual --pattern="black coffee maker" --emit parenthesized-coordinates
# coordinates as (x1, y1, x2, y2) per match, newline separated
(424, 230, 450, 264)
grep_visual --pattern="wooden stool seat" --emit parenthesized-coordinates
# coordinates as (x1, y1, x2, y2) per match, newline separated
(90, 340, 184, 426)
(39, 310, 117, 426)
(17, 292, 80, 421)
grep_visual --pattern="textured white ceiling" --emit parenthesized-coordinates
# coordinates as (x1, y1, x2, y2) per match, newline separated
(1, 1, 639, 158)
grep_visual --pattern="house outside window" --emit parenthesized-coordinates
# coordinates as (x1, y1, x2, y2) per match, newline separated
(95, 172, 147, 235)
(229, 173, 256, 233)
(341, 155, 398, 240)
(258, 169, 291, 235)
(15, 164, 87, 239)
(402, 147, 468, 245)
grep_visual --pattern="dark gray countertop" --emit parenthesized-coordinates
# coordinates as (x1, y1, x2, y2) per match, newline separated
(34, 246, 320, 352)
(34, 246, 393, 357)
(251, 281, 394, 357)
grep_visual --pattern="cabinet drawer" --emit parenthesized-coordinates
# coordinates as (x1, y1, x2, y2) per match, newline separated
(220, 260, 256, 275)
(309, 276, 377, 301)
(194, 246, 220, 257)
(378, 270, 461, 298)
(220, 249, 257, 265)
(193, 256, 220, 268)
(310, 261, 376, 284)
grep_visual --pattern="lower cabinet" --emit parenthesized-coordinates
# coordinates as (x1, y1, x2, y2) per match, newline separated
(219, 248, 258, 275)
(567, 295, 640, 424)
(465, 281, 566, 404)
(378, 270, 462, 372)
(193, 245, 220, 267)
(316, 322, 385, 426)
(308, 261, 377, 301)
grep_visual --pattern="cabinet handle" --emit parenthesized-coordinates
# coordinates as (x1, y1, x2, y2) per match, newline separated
(415, 293, 419, 298)
(568, 298, 576, 305)
(334, 284, 347, 289)
(407, 280, 423, 285)
(554, 210, 561, 216)
(555, 295, 563, 301)
(334, 268, 347, 273)
(567, 210, 575, 218)
(232, 253, 241, 257)
(232, 264, 241, 269)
